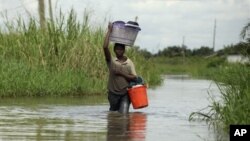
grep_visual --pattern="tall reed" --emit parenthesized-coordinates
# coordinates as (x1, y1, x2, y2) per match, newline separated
(0, 9, 162, 97)
(210, 63, 250, 131)
(189, 61, 250, 132)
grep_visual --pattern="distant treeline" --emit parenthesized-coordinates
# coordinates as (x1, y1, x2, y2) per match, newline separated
(136, 39, 250, 58)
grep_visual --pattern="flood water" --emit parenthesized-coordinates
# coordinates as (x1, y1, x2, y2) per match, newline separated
(0, 75, 228, 141)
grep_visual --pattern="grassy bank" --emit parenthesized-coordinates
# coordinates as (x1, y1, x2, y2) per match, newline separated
(162, 56, 250, 132)
(0, 10, 162, 97)
(152, 56, 250, 131)
(150, 56, 226, 78)
(208, 63, 250, 131)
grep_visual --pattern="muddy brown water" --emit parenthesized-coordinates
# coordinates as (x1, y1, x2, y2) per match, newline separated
(0, 75, 228, 141)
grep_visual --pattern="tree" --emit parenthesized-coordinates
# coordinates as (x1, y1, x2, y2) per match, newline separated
(240, 21, 250, 41)
(192, 46, 214, 56)
(138, 49, 152, 59)
(240, 21, 250, 55)
(156, 46, 192, 57)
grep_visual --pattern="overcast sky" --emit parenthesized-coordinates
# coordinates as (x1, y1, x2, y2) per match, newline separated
(0, 0, 249, 53)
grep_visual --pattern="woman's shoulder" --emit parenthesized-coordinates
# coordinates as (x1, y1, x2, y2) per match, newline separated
(125, 57, 135, 65)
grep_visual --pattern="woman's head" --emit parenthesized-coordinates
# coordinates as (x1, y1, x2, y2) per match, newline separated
(114, 43, 125, 57)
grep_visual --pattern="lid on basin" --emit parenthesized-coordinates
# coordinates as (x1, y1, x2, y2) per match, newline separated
(125, 21, 141, 31)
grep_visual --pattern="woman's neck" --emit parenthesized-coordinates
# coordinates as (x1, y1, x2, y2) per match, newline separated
(117, 56, 127, 62)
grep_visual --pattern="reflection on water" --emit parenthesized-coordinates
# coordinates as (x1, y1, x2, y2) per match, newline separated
(0, 105, 108, 141)
(0, 76, 228, 141)
(0, 106, 147, 141)
(107, 112, 147, 141)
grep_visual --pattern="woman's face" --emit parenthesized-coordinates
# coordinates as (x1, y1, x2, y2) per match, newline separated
(114, 45, 125, 57)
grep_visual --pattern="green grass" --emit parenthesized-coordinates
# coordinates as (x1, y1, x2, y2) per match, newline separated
(3, 8, 248, 134)
(0, 9, 162, 97)
(182, 58, 250, 133)
(150, 56, 226, 78)
(153, 55, 250, 132)
(209, 63, 250, 131)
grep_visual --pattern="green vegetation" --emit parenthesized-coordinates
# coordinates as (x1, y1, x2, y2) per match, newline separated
(210, 63, 250, 130)
(187, 59, 250, 131)
(0, 10, 162, 97)
(149, 56, 226, 78)
(207, 43, 250, 131)
(1, 6, 249, 134)
(146, 21, 250, 132)
(187, 24, 249, 132)
(155, 49, 249, 132)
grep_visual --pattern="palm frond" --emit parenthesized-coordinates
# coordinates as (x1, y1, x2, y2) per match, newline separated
(240, 22, 250, 39)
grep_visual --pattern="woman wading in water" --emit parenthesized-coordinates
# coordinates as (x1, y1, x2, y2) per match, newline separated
(102, 23, 137, 114)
